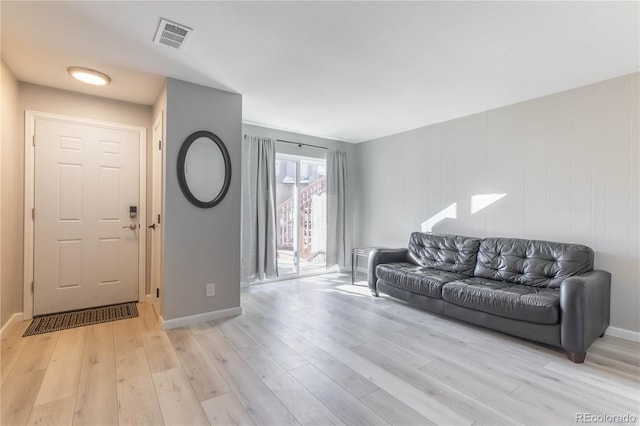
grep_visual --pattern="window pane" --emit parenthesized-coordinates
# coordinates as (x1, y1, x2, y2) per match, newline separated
(299, 159, 326, 274)
(275, 157, 297, 276)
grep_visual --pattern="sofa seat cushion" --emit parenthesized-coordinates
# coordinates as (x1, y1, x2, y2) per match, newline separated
(376, 263, 466, 298)
(442, 278, 560, 324)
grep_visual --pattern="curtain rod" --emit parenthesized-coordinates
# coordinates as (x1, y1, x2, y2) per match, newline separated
(242, 135, 328, 150)
(276, 139, 327, 150)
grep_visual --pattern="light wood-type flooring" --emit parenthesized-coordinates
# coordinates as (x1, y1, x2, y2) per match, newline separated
(2, 273, 639, 425)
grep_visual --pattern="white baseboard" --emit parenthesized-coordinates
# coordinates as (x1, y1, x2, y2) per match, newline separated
(162, 306, 242, 330)
(0, 312, 24, 337)
(606, 326, 640, 343)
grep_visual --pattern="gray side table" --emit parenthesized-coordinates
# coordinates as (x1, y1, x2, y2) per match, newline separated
(351, 247, 377, 284)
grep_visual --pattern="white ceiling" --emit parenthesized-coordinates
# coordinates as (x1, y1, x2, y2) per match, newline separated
(2, 1, 638, 143)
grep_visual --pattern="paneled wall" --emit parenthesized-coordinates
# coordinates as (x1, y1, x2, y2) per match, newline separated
(356, 72, 639, 333)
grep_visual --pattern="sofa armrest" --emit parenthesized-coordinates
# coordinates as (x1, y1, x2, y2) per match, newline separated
(368, 248, 409, 296)
(560, 270, 611, 354)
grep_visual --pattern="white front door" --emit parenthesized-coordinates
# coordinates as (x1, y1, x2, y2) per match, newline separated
(33, 117, 140, 315)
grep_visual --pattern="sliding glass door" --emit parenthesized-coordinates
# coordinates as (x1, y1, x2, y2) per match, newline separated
(275, 154, 327, 276)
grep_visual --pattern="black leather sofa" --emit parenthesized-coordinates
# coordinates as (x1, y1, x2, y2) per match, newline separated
(368, 232, 611, 363)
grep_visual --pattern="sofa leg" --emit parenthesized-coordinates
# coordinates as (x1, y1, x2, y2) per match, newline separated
(371, 289, 379, 297)
(599, 332, 605, 338)
(566, 351, 586, 363)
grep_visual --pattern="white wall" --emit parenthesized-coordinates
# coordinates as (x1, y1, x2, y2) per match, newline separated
(163, 79, 242, 321)
(356, 72, 639, 333)
(1, 61, 20, 327)
(241, 123, 357, 279)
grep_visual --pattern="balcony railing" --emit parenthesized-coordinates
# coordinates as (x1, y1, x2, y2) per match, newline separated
(276, 176, 326, 258)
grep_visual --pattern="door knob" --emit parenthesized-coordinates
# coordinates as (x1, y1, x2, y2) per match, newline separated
(148, 224, 156, 230)
(122, 224, 136, 229)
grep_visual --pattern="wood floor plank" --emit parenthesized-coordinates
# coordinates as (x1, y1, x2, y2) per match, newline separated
(419, 360, 562, 425)
(245, 316, 379, 399)
(220, 321, 344, 426)
(201, 392, 256, 426)
(27, 396, 75, 426)
(586, 352, 640, 378)
(245, 293, 367, 349)
(153, 367, 209, 426)
(72, 322, 118, 426)
(1, 368, 46, 426)
(139, 319, 180, 374)
(116, 347, 165, 426)
(349, 337, 519, 425)
(138, 302, 162, 333)
(113, 317, 143, 352)
(359, 388, 435, 426)
(195, 328, 300, 426)
(188, 320, 219, 335)
(11, 332, 59, 375)
(167, 328, 231, 401)
(420, 358, 521, 396)
(459, 339, 640, 414)
(352, 341, 432, 370)
(590, 339, 640, 367)
(230, 316, 308, 371)
(35, 327, 86, 406)
(544, 359, 640, 401)
(0, 320, 30, 383)
(299, 326, 475, 425)
(289, 363, 389, 426)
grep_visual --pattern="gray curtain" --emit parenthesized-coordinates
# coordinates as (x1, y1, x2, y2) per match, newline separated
(241, 136, 277, 280)
(327, 148, 347, 267)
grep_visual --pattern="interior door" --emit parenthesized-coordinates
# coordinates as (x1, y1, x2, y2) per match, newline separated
(33, 117, 140, 315)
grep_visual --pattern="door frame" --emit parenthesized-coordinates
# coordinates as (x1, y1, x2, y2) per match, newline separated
(149, 113, 164, 318)
(23, 110, 147, 320)
(275, 153, 328, 278)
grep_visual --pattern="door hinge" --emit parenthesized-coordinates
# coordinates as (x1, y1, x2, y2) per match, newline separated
(156, 288, 160, 298)
(158, 140, 162, 150)
(157, 214, 161, 224)
(32, 133, 36, 146)
(32, 208, 35, 220)
(31, 281, 34, 293)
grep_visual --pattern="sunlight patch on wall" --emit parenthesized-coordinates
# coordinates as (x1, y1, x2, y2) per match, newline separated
(471, 193, 506, 214)
(421, 203, 457, 232)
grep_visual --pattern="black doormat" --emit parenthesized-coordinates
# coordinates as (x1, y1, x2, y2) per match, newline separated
(23, 302, 138, 337)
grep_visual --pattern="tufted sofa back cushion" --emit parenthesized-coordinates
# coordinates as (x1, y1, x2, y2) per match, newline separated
(408, 232, 481, 276)
(474, 238, 594, 288)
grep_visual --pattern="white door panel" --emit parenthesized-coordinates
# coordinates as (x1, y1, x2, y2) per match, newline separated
(34, 118, 140, 315)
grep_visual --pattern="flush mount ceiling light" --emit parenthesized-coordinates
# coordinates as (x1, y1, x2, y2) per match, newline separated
(67, 67, 111, 86)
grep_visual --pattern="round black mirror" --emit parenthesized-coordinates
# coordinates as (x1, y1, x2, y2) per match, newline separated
(177, 130, 231, 208)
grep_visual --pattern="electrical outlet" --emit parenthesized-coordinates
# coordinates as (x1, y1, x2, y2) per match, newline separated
(206, 283, 215, 297)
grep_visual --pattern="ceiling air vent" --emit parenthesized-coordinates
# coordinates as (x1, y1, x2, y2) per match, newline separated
(154, 18, 192, 49)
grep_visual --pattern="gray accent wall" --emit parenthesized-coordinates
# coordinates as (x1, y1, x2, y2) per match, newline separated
(356, 72, 639, 333)
(164, 79, 242, 321)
